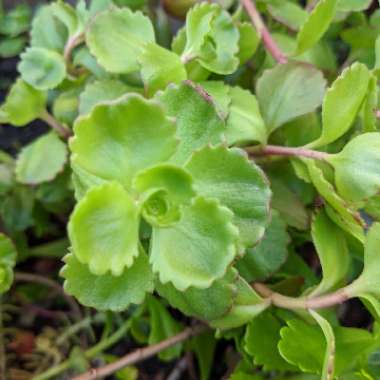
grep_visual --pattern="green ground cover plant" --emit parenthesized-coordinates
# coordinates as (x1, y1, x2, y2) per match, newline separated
(1, 0, 380, 379)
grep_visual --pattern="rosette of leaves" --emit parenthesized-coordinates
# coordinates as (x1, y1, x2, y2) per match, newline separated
(62, 81, 271, 327)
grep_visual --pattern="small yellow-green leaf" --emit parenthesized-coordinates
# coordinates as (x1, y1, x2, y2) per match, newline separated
(86, 8, 155, 73)
(0, 78, 46, 126)
(16, 132, 67, 185)
(296, 0, 338, 55)
(68, 182, 140, 276)
(19, 47, 66, 90)
(310, 63, 370, 148)
(237, 22, 260, 64)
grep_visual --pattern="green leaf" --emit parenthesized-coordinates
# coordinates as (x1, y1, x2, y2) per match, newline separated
(279, 318, 374, 375)
(310, 209, 350, 296)
(147, 296, 183, 361)
(362, 73, 378, 133)
(347, 223, 380, 300)
(51, 0, 79, 37)
(0, 78, 46, 126)
(133, 163, 195, 227)
(309, 63, 370, 148)
(267, 0, 308, 31)
(0, 36, 27, 58)
(244, 311, 295, 371)
(256, 62, 326, 134)
(327, 133, 380, 202)
(0, 233, 17, 293)
(150, 196, 238, 290)
(305, 160, 365, 243)
(68, 182, 140, 276)
(16, 132, 67, 185)
(79, 79, 129, 116)
(53, 88, 80, 125)
(337, 0, 372, 12)
(86, 8, 155, 73)
(19, 47, 66, 90)
(157, 81, 225, 164)
(156, 269, 238, 321)
(191, 331, 216, 380)
(71, 94, 177, 189)
(210, 275, 268, 329)
(185, 145, 271, 249)
(30, 4, 67, 51)
(296, 0, 338, 55)
(182, 3, 239, 74)
(269, 177, 309, 230)
(61, 250, 154, 311)
(0, 4, 31, 37)
(278, 318, 327, 374)
(139, 43, 186, 97)
(309, 310, 336, 380)
(226, 86, 267, 145)
(237, 22, 260, 64)
(236, 211, 290, 282)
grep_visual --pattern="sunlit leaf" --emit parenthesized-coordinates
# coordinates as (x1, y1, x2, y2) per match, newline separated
(68, 182, 140, 276)
(71, 94, 177, 189)
(0, 233, 17, 294)
(296, 0, 338, 55)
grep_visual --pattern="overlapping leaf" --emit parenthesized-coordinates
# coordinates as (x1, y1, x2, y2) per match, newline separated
(61, 250, 154, 311)
(68, 182, 140, 276)
(16, 132, 67, 185)
(150, 196, 238, 290)
(327, 133, 380, 202)
(86, 7, 155, 73)
(185, 145, 271, 249)
(71, 94, 177, 188)
(0, 233, 17, 293)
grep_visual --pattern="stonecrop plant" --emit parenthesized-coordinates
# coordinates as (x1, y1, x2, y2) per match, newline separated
(3, 0, 380, 378)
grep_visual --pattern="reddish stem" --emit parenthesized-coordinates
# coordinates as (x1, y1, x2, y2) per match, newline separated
(241, 0, 288, 64)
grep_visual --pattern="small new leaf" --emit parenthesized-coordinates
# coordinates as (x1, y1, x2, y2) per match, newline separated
(61, 250, 154, 311)
(150, 196, 238, 290)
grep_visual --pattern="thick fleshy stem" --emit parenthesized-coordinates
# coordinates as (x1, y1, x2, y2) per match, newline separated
(253, 283, 351, 310)
(246, 144, 330, 161)
(240, 0, 288, 64)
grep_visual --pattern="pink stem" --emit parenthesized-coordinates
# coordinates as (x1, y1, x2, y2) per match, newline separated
(241, 0, 288, 64)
